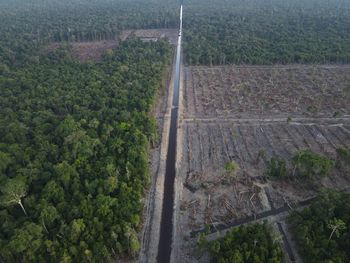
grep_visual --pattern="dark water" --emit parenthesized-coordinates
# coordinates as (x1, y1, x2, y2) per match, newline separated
(157, 4, 182, 263)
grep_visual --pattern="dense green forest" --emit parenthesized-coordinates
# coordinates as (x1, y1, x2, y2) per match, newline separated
(183, 0, 350, 65)
(203, 223, 285, 262)
(0, 0, 176, 261)
(0, 39, 171, 262)
(289, 190, 350, 263)
(0, 0, 178, 66)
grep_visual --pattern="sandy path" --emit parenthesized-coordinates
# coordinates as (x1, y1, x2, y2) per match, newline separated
(171, 63, 185, 263)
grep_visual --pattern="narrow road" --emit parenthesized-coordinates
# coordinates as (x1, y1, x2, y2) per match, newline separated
(190, 197, 317, 237)
(157, 4, 183, 263)
(191, 187, 350, 238)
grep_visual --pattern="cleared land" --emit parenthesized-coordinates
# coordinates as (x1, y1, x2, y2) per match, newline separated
(173, 65, 350, 263)
(69, 41, 118, 62)
(184, 66, 350, 119)
(47, 28, 177, 63)
(48, 40, 118, 62)
(121, 29, 178, 45)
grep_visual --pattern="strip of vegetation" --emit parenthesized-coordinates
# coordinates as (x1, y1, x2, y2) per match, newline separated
(200, 223, 286, 262)
(288, 190, 350, 263)
(266, 149, 334, 180)
(0, 39, 171, 262)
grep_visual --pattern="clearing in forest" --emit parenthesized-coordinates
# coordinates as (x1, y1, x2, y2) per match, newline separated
(121, 29, 178, 45)
(47, 40, 118, 62)
(47, 28, 178, 63)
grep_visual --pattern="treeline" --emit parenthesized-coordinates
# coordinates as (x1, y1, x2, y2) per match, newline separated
(0, 39, 172, 262)
(0, 0, 179, 66)
(202, 223, 285, 262)
(183, 0, 350, 65)
(289, 190, 350, 263)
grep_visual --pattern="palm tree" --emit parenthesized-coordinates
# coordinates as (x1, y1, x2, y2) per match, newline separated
(0, 177, 28, 216)
(327, 218, 346, 241)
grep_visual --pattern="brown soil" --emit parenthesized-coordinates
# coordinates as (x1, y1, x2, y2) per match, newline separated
(47, 28, 178, 63)
(184, 65, 350, 119)
(48, 40, 118, 63)
(172, 65, 350, 263)
(122, 29, 178, 45)
(70, 41, 118, 62)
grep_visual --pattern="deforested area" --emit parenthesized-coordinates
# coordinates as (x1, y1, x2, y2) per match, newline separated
(173, 65, 350, 262)
(184, 66, 350, 118)
(2, 0, 350, 262)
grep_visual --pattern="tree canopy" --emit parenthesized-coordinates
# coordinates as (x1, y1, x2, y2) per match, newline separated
(183, 0, 350, 65)
(288, 190, 350, 263)
(206, 223, 285, 263)
(0, 39, 171, 262)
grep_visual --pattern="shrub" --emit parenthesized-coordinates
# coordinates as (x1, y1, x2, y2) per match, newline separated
(336, 147, 350, 169)
(224, 160, 239, 178)
(267, 157, 288, 179)
(292, 150, 334, 179)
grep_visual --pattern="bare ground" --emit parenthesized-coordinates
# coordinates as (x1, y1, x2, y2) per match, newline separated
(184, 65, 350, 119)
(121, 29, 178, 45)
(173, 65, 350, 263)
(46, 28, 177, 64)
(47, 41, 118, 62)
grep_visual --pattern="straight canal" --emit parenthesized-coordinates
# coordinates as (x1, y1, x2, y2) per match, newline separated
(157, 4, 183, 263)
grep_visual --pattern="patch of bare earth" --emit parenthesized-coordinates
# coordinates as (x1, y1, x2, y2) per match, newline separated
(46, 28, 177, 64)
(122, 29, 178, 45)
(48, 40, 118, 62)
(172, 65, 350, 263)
(70, 41, 118, 62)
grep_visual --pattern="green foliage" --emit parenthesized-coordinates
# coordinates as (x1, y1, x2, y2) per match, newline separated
(307, 105, 318, 114)
(288, 190, 350, 263)
(0, 0, 178, 66)
(197, 233, 207, 251)
(0, 177, 28, 216)
(336, 147, 350, 169)
(344, 82, 350, 97)
(267, 157, 288, 179)
(333, 111, 343, 118)
(327, 218, 346, 240)
(207, 223, 285, 263)
(184, 0, 350, 65)
(224, 161, 239, 178)
(292, 150, 334, 179)
(0, 39, 171, 262)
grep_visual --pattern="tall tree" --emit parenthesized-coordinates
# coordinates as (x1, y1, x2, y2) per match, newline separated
(0, 177, 28, 216)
